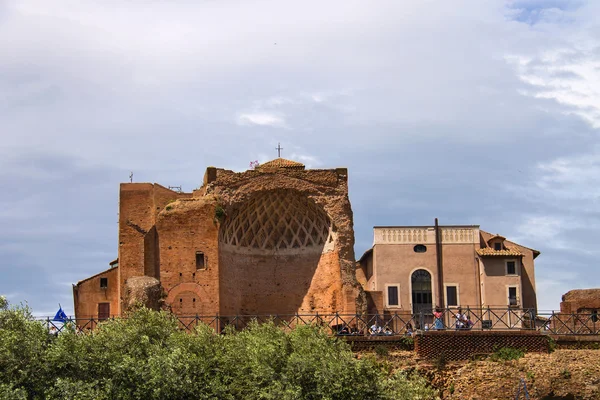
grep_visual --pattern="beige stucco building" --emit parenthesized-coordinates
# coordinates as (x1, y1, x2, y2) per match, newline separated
(357, 224, 540, 316)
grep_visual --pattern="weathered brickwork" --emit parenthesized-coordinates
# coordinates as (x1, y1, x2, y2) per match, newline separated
(74, 159, 364, 321)
(560, 289, 600, 314)
(414, 331, 550, 361)
(546, 289, 600, 335)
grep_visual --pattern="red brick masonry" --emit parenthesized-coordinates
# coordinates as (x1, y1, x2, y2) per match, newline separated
(414, 330, 550, 361)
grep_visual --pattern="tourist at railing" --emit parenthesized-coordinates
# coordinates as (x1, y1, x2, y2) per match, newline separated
(433, 307, 444, 330)
(369, 322, 382, 335)
(41, 309, 600, 336)
(455, 308, 468, 330)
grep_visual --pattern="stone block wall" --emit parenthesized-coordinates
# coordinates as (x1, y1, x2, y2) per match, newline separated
(414, 331, 549, 361)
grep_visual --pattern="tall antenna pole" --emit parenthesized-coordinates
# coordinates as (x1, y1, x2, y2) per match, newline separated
(435, 218, 445, 308)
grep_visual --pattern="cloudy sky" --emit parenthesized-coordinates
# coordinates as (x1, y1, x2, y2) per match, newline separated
(1, 0, 599, 315)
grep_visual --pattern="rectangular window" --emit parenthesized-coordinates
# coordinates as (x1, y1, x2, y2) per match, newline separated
(387, 286, 399, 306)
(494, 242, 502, 251)
(98, 303, 110, 320)
(386, 284, 400, 307)
(196, 252, 205, 270)
(508, 287, 518, 306)
(100, 277, 108, 289)
(506, 261, 516, 275)
(446, 285, 458, 307)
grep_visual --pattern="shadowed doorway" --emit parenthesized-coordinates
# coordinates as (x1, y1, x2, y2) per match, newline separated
(411, 269, 432, 315)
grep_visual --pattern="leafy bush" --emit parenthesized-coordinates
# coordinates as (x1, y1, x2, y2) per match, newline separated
(0, 302, 437, 399)
(490, 347, 525, 361)
(547, 336, 557, 352)
(0, 302, 51, 398)
(434, 351, 447, 370)
(214, 204, 226, 223)
(375, 345, 389, 357)
(0, 383, 27, 400)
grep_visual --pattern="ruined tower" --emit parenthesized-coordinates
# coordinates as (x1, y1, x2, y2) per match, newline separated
(73, 158, 364, 322)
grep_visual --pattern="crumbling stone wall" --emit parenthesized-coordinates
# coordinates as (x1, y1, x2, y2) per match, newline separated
(122, 276, 163, 312)
(77, 160, 364, 322)
(552, 289, 600, 334)
(118, 183, 191, 314)
(204, 167, 364, 315)
(561, 289, 600, 313)
(155, 196, 221, 317)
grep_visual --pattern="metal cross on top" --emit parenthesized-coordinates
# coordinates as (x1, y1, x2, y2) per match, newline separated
(276, 143, 283, 158)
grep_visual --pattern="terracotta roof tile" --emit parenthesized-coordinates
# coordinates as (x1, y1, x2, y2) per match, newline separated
(256, 158, 305, 170)
(476, 247, 523, 257)
(479, 229, 540, 259)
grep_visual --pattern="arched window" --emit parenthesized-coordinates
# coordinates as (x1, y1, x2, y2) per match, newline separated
(411, 269, 432, 314)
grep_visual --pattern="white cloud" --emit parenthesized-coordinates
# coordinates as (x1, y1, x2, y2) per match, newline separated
(511, 52, 600, 127)
(288, 153, 322, 168)
(505, 1, 600, 128)
(536, 152, 600, 197)
(236, 112, 287, 128)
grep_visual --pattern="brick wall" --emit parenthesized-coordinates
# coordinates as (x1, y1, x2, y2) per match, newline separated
(414, 331, 550, 361)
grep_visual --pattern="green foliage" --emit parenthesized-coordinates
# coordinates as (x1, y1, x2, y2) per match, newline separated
(0, 304, 437, 400)
(526, 371, 535, 381)
(547, 336, 557, 352)
(214, 204, 226, 223)
(401, 335, 414, 346)
(490, 347, 525, 361)
(0, 383, 27, 400)
(0, 300, 51, 399)
(378, 370, 438, 400)
(434, 351, 447, 370)
(561, 369, 571, 379)
(375, 345, 389, 357)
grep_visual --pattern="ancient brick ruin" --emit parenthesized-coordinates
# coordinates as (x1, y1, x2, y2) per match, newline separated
(73, 158, 364, 321)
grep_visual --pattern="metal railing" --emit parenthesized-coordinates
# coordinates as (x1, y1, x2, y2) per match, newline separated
(40, 308, 600, 336)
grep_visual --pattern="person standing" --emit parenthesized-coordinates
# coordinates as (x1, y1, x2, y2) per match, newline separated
(433, 307, 444, 330)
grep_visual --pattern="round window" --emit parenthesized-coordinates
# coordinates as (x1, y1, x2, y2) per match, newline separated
(413, 244, 427, 253)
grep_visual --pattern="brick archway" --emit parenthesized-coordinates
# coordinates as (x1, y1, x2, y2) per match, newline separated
(166, 283, 208, 306)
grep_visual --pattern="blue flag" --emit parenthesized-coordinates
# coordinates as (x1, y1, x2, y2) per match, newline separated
(53, 306, 68, 323)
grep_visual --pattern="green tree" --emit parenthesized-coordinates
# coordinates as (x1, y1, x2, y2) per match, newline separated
(0, 303, 437, 399)
(0, 299, 51, 399)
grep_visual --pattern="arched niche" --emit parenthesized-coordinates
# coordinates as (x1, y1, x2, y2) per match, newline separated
(218, 189, 340, 315)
